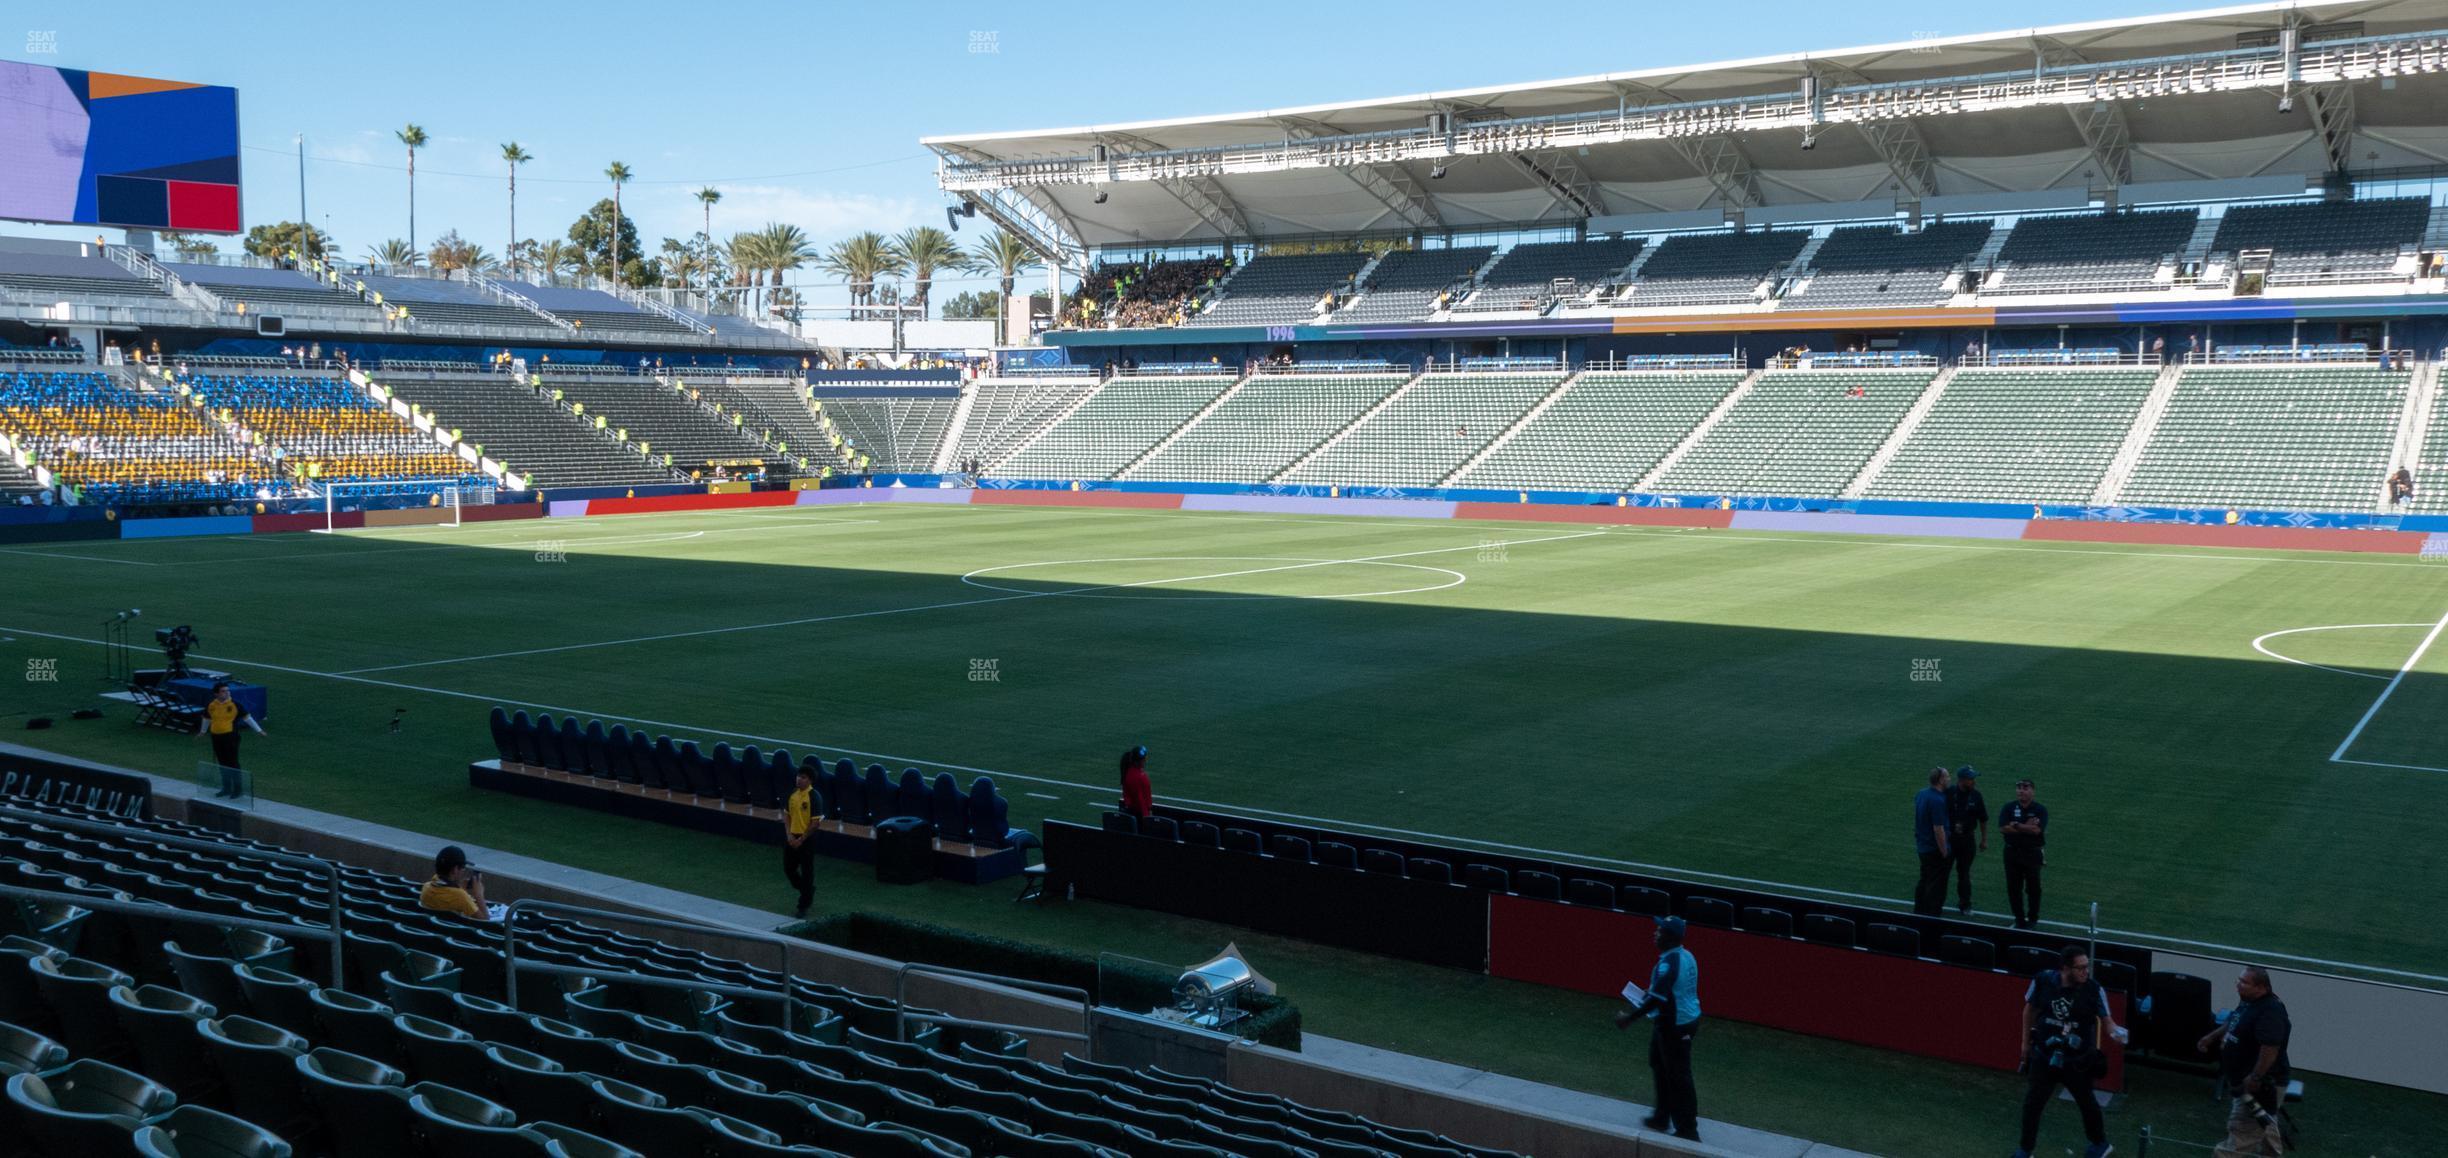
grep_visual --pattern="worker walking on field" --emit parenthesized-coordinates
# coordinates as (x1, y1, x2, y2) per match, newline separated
(1616, 915, 1704, 1143)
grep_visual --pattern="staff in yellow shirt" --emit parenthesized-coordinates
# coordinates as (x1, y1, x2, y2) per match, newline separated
(419, 846, 493, 922)
(193, 681, 265, 799)
(783, 765, 817, 917)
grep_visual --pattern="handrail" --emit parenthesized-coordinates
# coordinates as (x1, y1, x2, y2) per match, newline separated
(464, 271, 578, 333)
(585, 274, 718, 336)
(0, 882, 343, 988)
(501, 897, 796, 1020)
(893, 961, 1092, 1046)
(0, 803, 346, 988)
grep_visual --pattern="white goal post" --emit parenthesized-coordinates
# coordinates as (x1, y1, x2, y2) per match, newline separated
(319, 478, 497, 533)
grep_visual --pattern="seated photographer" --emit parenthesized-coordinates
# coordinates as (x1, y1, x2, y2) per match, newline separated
(420, 845, 505, 922)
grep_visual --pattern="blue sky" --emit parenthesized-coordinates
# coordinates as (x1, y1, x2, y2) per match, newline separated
(7, 0, 2225, 303)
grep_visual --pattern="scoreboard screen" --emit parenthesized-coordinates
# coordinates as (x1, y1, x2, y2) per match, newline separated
(0, 61, 241, 233)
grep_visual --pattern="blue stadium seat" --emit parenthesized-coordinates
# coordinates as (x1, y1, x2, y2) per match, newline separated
(1267, 835, 1310, 862)
(861, 765, 894, 823)
(1139, 816, 1178, 842)
(1406, 857, 1453, 885)
(1358, 849, 1404, 876)
(1315, 843, 1357, 870)
(604, 725, 637, 784)
(965, 778, 1008, 848)
(582, 721, 610, 778)
(826, 760, 860, 824)
(1222, 829, 1263, 855)
(678, 742, 714, 798)
(645, 736, 678, 792)
(1513, 871, 1562, 901)
(756, 750, 792, 811)
(930, 775, 968, 844)
(894, 770, 930, 822)
(1462, 864, 1509, 892)
(509, 712, 540, 766)
(1179, 821, 1221, 849)
(1102, 812, 1138, 836)
(1739, 907, 1794, 937)
(529, 714, 563, 769)
(488, 708, 514, 763)
(1564, 879, 1614, 907)
(1864, 923, 1921, 958)
(711, 745, 745, 804)
(556, 719, 586, 775)
(1940, 936, 1997, 970)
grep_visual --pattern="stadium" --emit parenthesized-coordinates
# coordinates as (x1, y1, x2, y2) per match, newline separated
(4, 2, 2448, 1155)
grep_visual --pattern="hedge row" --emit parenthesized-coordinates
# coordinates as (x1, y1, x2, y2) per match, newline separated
(784, 911, 1300, 1051)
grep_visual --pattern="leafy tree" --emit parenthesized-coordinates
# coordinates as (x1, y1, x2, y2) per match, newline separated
(566, 198, 645, 284)
(942, 290, 1003, 319)
(157, 231, 221, 261)
(427, 230, 493, 274)
(533, 239, 582, 284)
(244, 221, 334, 261)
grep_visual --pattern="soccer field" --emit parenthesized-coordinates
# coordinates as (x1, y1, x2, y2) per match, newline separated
(5, 500, 2446, 980)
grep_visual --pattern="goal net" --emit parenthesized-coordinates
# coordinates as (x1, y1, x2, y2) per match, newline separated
(320, 478, 496, 533)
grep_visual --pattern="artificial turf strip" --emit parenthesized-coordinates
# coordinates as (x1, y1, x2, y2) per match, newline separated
(3, 502, 2444, 1153)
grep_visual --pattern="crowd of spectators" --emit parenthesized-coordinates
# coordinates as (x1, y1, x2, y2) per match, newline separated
(1059, 256, 1233, 329)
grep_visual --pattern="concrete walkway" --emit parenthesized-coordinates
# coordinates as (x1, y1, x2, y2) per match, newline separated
(6, 747, 1874, 1158)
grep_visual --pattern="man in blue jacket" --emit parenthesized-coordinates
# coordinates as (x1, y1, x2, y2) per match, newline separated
(1913, 767, 1953, 915)
(1616, 915, 1704, 1142)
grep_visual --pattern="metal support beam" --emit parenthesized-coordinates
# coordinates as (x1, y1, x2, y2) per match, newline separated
(1504, 149, 1608, 220)
(1098, 132, 1251, 239)
(2302, 81, 2360, 176)
(1668, 135, 1765, 210)
(1812, 63, 1941, 198)
(2037, 36, 2137, 187)
(932, 146, 1086, 266)
(1277, 117, 1444, 230)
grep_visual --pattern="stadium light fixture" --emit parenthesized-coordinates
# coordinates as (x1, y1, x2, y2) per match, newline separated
(1429, 163, 1448, 179)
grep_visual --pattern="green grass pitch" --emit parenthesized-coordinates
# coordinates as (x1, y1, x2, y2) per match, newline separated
(5, 501, 2446, 1153)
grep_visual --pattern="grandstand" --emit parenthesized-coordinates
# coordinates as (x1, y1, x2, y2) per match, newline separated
(949, 376, 1102, 470)
(1984, 209, 2198, 295)
(2118, 361, 2412, 510)
(1612, 230, 1807, 308)
(1860, 365, 2163, 503)
(550, 376, 779, 475)
(991, 373, 1236, 478)
(1283, 369, 1563, 487)
(372, 370, 677, 489)
(1180, 253, 1368, 327)
(1332, 248, 1493, 323)
(812, 387, 961, 473)
(1455, 369, 1749, 492)
(1651, 368, 1936, 495)
(1126, 370, 1407, 483)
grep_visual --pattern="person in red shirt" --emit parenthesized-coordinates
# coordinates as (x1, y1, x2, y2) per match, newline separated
(1118, 746, 1153, 820)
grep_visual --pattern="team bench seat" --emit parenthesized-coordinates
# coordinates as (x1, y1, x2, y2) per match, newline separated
(470, 707, 1026, 883)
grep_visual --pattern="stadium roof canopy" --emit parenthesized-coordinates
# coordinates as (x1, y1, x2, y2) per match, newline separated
(925, 0, 2448, 258)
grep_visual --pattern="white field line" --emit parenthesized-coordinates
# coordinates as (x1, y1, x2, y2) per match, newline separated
(0, 547, 160, 566)
(2248, 623, 2423, 681)
(5, 623, 2437, 987)
(2334, 756, 2448, 774)
(113, 513, 885, 569)
(2329, 606, 2448, 762)
(333, 530, 1604, 675)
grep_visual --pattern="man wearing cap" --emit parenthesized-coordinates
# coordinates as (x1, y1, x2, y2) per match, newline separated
(419, 846, 493, 922)
(1946, 766, 1990, 917)
(1999, 778, 2050, 930)
(1615, 916, 1704, 1142)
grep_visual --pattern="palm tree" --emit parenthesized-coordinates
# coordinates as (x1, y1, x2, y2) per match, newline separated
(603, 161, 633, 280)
(725, 231, 769, 314)
(535, 239, 582, 284)
(368, 238, 419, 269)
(967, 229, 1040, 304)
(820, 230, 904, 316)
(501, 142, 533, 274)
(694, 187, 721, 296)
(757, 223, 817, 317)
(396, 124, 428, 250)
(889, 226, 967, 319)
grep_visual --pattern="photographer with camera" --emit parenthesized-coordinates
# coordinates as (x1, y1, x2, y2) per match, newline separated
(2198, 965, 2290, 1156)
(419, 845, 503, 922)
(1614, 915, 1703, 1143)
(2012, 945, 2117, 1158)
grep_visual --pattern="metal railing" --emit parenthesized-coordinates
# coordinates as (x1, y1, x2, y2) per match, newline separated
(584, 274, 718, 337)
(0, 803, 346, 987)
(465, 271, 576, 332)
(894, 962, 1091, 1048)
(501, 898, 798, 1022)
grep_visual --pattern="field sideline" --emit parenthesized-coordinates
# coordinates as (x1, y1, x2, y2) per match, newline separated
(5, 499, 2445, 982)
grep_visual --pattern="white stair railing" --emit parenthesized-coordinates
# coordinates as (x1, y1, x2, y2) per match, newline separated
(106, 245, 226, 313)
(1634, 368, 1764, 491)
(1842, 366, 1959, 497)
(2091, 361, 2187, 505)
(1114, 374, 1248, 479)
(1442, 371, 1583, 485)
(1269, 370, 1424, 482)
(465, 270, 576, 331)
(589, 274, 717, 336)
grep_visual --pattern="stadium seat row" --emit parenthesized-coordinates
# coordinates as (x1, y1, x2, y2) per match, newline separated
(486, 708, 1015, 848)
